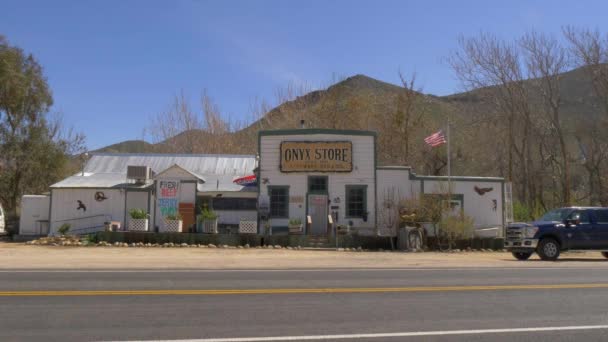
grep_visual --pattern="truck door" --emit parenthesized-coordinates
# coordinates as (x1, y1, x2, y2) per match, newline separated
(567, 210, 595, 249)
(591, 209, 608, 248)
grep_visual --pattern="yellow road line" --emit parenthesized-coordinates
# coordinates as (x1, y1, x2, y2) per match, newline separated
(2, 283, 608, 297)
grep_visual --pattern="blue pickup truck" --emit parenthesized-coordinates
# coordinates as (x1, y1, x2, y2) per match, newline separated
(504, 207, 608, 261)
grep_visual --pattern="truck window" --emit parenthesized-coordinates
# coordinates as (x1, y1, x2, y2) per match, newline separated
(569, 210, 590, 224)
(539, 208, 574, 221)
(595, 210, 608, 224)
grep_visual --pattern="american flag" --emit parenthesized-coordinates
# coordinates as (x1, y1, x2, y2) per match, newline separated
(424, 130, 446, 147)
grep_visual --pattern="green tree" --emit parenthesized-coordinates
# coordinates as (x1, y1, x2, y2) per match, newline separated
(0, 35, 84, 218)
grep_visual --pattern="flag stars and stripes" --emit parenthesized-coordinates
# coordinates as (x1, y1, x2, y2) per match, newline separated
(424, 130, 446, 147)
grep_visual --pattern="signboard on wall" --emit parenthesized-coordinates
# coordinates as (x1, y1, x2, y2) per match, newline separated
(280, 141, 352, 172)
(158, 180, 179, 217)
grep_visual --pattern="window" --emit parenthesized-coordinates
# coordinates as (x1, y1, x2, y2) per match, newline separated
(308, 176, 328, 193)
(269, 186, 289, 218)
(568, 210, 590, 224)
(212, 198, 257, 211)
(346, 185, 367, 218)
(595, 210, 608, 224)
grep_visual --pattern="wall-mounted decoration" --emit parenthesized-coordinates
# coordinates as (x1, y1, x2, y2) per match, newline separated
(474, 186, 493, 195)
(290, 196, 304, 204)
(158, 180, 179, 217)
(94, 191, 108, 202)
(280, 141, 352, 172)
(76, 200, 87, 212)
(492, 199, 497, 211)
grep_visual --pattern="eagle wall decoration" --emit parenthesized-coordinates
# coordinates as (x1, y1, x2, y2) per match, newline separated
(76, 200, 87, 212)
(95, 191, 108, 202)
(474, 186, 493, 195)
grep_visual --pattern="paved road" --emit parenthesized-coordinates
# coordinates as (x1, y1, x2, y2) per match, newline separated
(2, 267, 608, 341)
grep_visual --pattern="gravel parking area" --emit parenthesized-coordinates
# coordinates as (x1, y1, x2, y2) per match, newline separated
(1, 242, 607, 269)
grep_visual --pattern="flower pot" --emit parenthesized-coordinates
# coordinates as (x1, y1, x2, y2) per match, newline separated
(129, 218, 148, 232)
(161, 219, 183, 233)
(288, 224, 304, 235)
(197, 218, 218, 234)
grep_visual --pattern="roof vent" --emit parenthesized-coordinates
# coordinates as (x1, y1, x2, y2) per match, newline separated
(127, 165, 151, 183)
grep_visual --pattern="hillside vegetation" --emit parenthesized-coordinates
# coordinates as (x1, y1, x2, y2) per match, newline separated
(96, 28, 608, 216)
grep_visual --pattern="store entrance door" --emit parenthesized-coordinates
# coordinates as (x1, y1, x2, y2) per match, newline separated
(308, 194, 328, 235)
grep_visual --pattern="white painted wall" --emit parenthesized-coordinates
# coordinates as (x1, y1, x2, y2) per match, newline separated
(260, 133, 376, 231)
(125, 191, 149, 230)
(0, 204, 4, 233)
(376, 168, 418, 235)
(50, 189, 125, 234)
(19, 195, 50, 235)
(422, 179, 504, 229)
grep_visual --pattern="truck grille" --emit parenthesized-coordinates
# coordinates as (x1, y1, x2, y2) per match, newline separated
(506, 227, 524, 241)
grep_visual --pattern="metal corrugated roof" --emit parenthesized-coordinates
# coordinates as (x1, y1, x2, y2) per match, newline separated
(84, 153, 257, 176)
(51, 173, 143, 189)
(52, 153, 257, 190)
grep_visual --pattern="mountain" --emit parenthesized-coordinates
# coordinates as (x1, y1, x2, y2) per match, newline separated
(93, 140, 156, 153)
(94, 66, 605, 172)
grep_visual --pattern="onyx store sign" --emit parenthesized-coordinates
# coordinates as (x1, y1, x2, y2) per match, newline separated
(280, 141, 352, 172)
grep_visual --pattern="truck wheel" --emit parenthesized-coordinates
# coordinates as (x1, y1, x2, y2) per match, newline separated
(512, 252, 532, 260)
(601, 252, 608, 259)
(537, 238, 560, 261)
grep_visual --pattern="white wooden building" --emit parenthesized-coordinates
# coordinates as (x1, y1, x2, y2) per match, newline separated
(43, 153, 257, 235)
(20, 128, 511, 237)
(259, 129, 510, 237)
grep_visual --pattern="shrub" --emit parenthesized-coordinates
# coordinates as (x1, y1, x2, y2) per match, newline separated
(129, 209, 148, 220)
(57, 223, 71, 236)
(165, 213, 182, 221)
(197, 207, 218, 222)
(438, 214, 474, 250)
(288, 218, 302, 225)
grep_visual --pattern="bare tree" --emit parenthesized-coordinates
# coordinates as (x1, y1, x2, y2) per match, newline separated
(520, 31, 572, 205)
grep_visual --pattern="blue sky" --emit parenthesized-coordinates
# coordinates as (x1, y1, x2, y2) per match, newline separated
(3, 0, 608, 150)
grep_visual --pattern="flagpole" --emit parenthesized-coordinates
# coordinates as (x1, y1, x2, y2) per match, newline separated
(447, 115, 451, 195)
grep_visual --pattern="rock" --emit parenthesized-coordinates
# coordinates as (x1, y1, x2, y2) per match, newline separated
(181, 243, 188, 247)
(337, 248, 345, 251)
(208, 244, 216, 248)
(222, 245, 229, 249)
(244, 244, 250, 249)
(357, 246, 363, 251)
(274, 245, 282, 249)
(286, 246, 292, 250)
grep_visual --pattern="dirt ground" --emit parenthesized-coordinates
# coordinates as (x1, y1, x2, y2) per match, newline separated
(1, 242, 608, 269)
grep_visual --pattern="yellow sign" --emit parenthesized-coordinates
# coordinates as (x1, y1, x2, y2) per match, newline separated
(280, 141, 352, 172)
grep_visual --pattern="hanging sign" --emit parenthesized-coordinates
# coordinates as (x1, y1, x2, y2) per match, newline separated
(233, 174, 257, 186)
(158, 180, 179, 217)
(280, 141, 352, 172)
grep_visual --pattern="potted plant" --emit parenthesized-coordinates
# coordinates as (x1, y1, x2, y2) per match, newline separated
(288, 218, 304, 235)
(128, 208, 149, 231)
(196, 207, 218, 234)
(162, 213, 183, 233)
